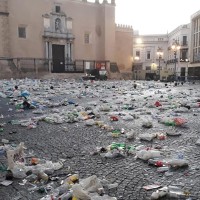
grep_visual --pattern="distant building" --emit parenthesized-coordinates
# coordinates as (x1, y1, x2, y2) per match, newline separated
(0, 0, 133, 78)
(167, 24, 190, 81)
(190, 10, 200, 79)
(133, 24, 190, 81)
(133, 34, 168, 80)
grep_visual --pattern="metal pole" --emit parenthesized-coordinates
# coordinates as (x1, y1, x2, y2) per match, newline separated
(174, 51, 176, 81)
(159, 56, 161, 80)
(186, 61, 189, 82)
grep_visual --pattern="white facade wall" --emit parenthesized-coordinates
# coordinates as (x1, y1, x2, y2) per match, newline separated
(191, 10, 200, 64)
(133, 34, 168, 69)
(133, 24, 190, 80)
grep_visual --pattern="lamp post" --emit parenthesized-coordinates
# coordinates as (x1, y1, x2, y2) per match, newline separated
(171, 40, 180, 81)
(134, 56, 140, 80)
(157, 47, 163, 81)
(151, 62, 157, 80)
(185, 59, 189, 82)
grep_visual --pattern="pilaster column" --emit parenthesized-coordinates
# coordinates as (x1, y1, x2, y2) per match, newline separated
(45, 41, 48, 59)
(111, 0, 115, 5)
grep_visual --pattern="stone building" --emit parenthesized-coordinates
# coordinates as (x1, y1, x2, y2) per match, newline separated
(133, 34, 169, 81)
(133, 24, 190, 81)
(190, 10, 200, 79)
(0, 0, 133, 78)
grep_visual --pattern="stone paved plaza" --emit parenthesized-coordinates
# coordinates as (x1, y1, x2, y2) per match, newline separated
(0, 79, 200, 200)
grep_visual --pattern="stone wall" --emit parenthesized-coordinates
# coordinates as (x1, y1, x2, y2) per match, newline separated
(0, 0, 10, 57)
(115, 24, 133, 72)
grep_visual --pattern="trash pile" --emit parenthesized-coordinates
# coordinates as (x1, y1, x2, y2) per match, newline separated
(0, 142, 117, 200)
(1, 78, 200, 199)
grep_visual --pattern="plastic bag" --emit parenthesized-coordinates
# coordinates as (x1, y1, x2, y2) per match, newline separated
(72, 184, 91, 200)
(85, 119, 95, 126)
(99, 105, 110, 112)
(125, 130, 135, 140)
(139, 133, 157, 141)
(168, 159, 189, 167)
(142, 120, 153, 128)
(173, 118, 187, 126)
(6, 143, 25, 170)
(80, 175, 103, 193)
(136, 150, 161, 161)
(21, 90, 30, 98)
(11, 165, 27, 179)
(91, 194, 117, 200)
(122, 115, 134, 121)
(151, 186, 168, 200)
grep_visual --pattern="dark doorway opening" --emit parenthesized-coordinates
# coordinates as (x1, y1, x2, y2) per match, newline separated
(146, 73, 157, 81)
(52, 44, 65, 73)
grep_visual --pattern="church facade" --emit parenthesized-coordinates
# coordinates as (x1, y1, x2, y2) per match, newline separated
(0, 0, 133, 76)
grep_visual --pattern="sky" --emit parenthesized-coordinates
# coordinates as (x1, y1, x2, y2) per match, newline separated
(88, 0, 200, 35)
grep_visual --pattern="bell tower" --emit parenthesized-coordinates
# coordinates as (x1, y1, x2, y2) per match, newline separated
(0, 0, 10, 57)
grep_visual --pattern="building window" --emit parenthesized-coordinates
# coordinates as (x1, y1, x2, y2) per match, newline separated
(18, 27, 26, 38)
(84, 33, 90, 44)
(146, 51, 150, 59)
(55, 6, 61, 13)
(146, 66, 151, 70)
(183, 36, 187, 45)
(199, 33, 200, 46)
(158, 38, 163, 41)
(136, 51, 140, 57)
(181, 49, 187, 60)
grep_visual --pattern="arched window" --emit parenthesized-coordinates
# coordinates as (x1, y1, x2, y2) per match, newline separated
(55, 18, 61, 31)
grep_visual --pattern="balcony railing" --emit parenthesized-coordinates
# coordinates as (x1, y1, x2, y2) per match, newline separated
(166, 58, 178, 64)
(181, 42, 188, 46)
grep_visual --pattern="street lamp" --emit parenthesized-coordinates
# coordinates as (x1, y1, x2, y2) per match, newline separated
(135, 56, 139, 61)
(171, 40, 180, 81)
(157, 47, 163, 80)
(134, 56, 140, 80)
(185, 59, 189, 82)
(151, 62, 157, 80)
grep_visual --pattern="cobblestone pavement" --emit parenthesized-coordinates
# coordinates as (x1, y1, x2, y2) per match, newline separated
(0, 80, 200, 200)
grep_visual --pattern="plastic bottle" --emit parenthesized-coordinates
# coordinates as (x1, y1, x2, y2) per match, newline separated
(177, 152, 184, 159)
(110, 143, 126, 150)
(58, 190, 73, 200)
(155, 161, 164, 167)
(31, 157, 40, 165)
(157, 166, 169, 173)
(110, 116, 118, 121)
(148, 159, 158, 166)
(38, 171, 49, 181)
(111, 130, 121, 137)
(66, 174, 79, 184)
(168, 185, 185, 198)
(107, 183, 118, 190)
(26, 174, 38, 182)
(164, 121, 176, 126)
(56, 183, 71, 195)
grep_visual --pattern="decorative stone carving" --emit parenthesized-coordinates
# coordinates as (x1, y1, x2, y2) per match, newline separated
(55, 18, 61, 32)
